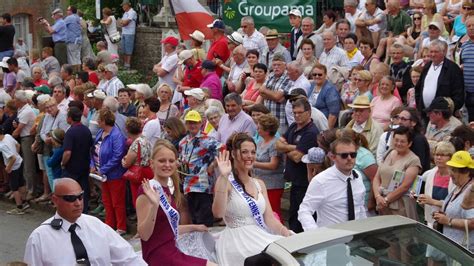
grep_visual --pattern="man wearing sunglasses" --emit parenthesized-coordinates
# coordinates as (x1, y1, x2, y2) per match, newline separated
(298, 137, 366, 231)
(24, 178, 145, 265)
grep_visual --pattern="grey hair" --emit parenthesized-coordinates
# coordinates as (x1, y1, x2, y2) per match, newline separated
(48, 75, 63, 88)
(224, 92, 243, 105)
(287, 61, 303, 75)
(302, 17, 315, 25)
(0, 91, 12, 104)
(233, 45, 247, 56)
(241, 16, 254, 25)
(343, 0, 358, 7)
(429, 40, 448, 53)
(37, 94, 52, 105)
(103, 96, 120, 113)
(14, 90, 28, 102)
(32, 66, 44, 75)
(54, 85, 66, 94)
(322, 30, 335, 39)
(205, 106, 224, 119)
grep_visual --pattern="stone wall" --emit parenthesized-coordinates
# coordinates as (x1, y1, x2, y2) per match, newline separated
(130, 27, 165, 75)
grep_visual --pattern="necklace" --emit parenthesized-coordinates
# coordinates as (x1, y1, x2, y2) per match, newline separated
(433, 63, 443, 71)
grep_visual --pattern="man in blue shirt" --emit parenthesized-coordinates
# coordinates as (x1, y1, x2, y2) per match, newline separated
(461, 15, 474, 122)
(40, 8, 68, 65)
(64, 6, 82, 65)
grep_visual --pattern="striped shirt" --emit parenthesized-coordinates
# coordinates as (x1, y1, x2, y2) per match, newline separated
(461, 40, 474, 93)
(264, 72, 292, 133)
(319, 46, 349, 69)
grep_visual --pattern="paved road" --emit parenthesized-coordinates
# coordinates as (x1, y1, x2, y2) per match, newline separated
(0, 200, 51, 263)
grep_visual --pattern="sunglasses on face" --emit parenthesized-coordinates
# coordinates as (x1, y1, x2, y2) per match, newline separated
(428, 26, 439, 30)
(336, 152, 357, 159)
(413, 17, 421, 20)
(312, 73, 324, 77)
(56, 191, 84, 202)
(463, 6, 472, 10)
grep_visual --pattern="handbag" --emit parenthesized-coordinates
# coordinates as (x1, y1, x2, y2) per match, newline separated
(103, 25, 121, 44)
(122, 141, 154, 183)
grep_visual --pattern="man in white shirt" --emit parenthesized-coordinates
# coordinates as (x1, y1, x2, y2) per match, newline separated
(103, 64, 124, 97)
(285, 62, 311, 126)
(142, 97, 161, 147)
(296, 17, 323, 60)
(319, 30, 349, 70)
(24, 178, 145, 265)
(12, 90, 37, 200)
(344, 0, 362, 33)
(241, 16, 267, 55)
(226, 45, 248, 93)
(53, 85, 70, 113)
(298, 137, 366, 231)
(154, 36, 179, 90)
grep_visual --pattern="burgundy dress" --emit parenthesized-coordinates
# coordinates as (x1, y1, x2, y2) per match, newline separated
(138, 186, 207, 265)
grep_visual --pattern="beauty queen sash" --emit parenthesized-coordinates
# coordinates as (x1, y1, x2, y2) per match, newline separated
(228, 174, 268, 231)
(149, 179, 180, 240)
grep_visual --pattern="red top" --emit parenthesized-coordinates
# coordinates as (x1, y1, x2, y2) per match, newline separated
(207, 36, 230, 77)
(88, 71, 100, 85)
(183, 60, 203, 88)
(34, 79, 49, 87)
(138, 185, 206, 265)
(243, 80, 260, 102)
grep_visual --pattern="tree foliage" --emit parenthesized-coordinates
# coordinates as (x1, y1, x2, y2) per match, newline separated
(69, 0, 130, 21)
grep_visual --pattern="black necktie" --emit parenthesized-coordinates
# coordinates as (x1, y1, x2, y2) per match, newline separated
(69, 223, 90, 265)
(347, 177, 355, 221)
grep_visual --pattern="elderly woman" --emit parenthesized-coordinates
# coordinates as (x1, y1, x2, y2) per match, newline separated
(82, 57, 99, 85)
(182, 88, 207, 121)
(417, 141, 457, 229)
(100, 7, 119, 56)
(162, 117, 186, 150)
(307, 63, 341, 129)
(354, 70, 373, 101)
(344, 33, 364, 68)
(31, 67, 48, 87)
(121, 117, 152, 206)
(451, 1, 473, 40)
(371, 76, 403, 129)
(157, 83, 179, 126)
(204, 106, 224, 139)
(373, 126, 421, 220)
(341, 65, 365, 108)
(253, 114, 285, 221)
(425, 150, 474, 252)
(241, 63, 266, 111)
(91, 109, 127, 235)
(295, 39, 318, 76)
(314, 10, 337, 35)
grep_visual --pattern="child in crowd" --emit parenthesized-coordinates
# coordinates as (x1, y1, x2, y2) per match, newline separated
(47, 128, 65, 187)
(406, 66, 422, 108)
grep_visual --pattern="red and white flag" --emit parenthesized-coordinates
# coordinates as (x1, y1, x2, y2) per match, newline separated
(170, 0, 214, 40)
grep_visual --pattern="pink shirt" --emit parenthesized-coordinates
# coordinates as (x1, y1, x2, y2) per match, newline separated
(371, 95, 402, 127)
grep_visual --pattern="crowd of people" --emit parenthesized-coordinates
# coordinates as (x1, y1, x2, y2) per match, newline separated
(1, 0, 474, 265)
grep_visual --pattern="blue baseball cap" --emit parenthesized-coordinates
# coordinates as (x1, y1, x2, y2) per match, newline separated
(207, 19, 225, 30)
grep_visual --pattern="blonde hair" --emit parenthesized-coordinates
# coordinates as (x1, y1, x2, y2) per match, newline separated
(151, 139, 183, 208)
(433, 141, 456, 157)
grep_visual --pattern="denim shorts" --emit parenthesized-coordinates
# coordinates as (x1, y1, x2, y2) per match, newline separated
(0, 50, 14, 60)
(121, 34, 135, 55)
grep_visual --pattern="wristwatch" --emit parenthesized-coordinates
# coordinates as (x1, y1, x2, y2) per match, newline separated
(448, 218, 453, 227)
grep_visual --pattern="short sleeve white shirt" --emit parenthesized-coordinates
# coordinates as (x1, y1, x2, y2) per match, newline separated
(0, 134, 22, 170)
(122, 9, 137, 35)
(17, 104, 36, 137)
(105, 76, 125, 97)
(142, 117, 161, 148)
(159, 52, 178, 89)
(243, 30, 268, 55)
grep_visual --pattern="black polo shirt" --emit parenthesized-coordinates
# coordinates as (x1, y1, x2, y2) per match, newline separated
(63, 122, 93, 176)
(283, 120, 319, 187)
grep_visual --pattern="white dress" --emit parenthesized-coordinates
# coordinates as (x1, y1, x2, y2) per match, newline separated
(216, 178, 282, 265)
(104, 16, 119, 56)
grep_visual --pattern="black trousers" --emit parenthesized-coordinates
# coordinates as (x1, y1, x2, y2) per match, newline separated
(289, 185, 308, 233)
(465, 92, 474, 122)
(186, 192, 214, 226)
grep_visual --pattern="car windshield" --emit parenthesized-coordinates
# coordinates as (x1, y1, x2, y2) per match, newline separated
(292, 224, 473, 265)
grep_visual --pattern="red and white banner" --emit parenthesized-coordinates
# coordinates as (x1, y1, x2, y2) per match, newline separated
(170, 0, 215, 40)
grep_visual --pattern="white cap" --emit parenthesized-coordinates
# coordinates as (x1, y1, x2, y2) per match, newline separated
(127, 83, 153, 99)
(428, 21, 442, 30)
(184, 88, 205, 101)
(227, 32, 243, 45)
(289, 9, 302, 17)
(87, 90, 107, 100)
(189, 30, 205, 43)
(178, 50, 194, 64)
(36, 94, 52, 105)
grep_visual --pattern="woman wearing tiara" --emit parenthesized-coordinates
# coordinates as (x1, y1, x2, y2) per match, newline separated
(136, 139, 216, 265)
(213, 133, 291, 265)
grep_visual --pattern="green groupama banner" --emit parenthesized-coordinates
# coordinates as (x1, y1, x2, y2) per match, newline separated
(222, 0, 317, 33)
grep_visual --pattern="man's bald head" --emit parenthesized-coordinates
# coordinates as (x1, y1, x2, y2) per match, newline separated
(54, 178, 82, 195)
(52, 178, 84, 223)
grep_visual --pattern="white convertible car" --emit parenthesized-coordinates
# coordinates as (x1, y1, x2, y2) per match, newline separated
(245, 215, 473, 266)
